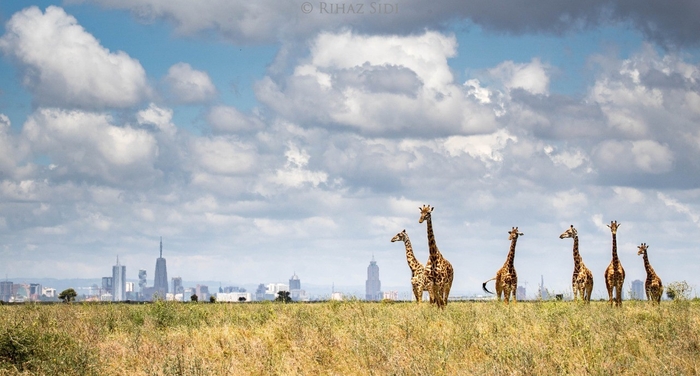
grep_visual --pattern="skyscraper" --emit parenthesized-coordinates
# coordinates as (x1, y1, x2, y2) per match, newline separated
(154, 237, 168, 297)
(631, 279, 644, 300)
(0, 280, 13, 301)
(172, 277, 183, 296)
(365, 256, 381, 301)
(112, 256, 126, 301)
(289, 272, 301, 290)
(102, 277, 113, 296)
(538, 275, 549, 300)
(138, 269, 147, 296)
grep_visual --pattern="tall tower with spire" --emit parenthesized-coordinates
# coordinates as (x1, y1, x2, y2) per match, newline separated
(154, 237, 168, 297)
(112, 256, 126, 301)
(365, 255, 381, 301)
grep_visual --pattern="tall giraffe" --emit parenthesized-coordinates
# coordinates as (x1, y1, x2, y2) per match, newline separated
(605, 220, 625, 307)
(559, 225, 594, 303)
(482, 227, 523, 304)
(418, 205, 454, 309)
(637, 243, 663, 304)
(391, 229, 433, 303)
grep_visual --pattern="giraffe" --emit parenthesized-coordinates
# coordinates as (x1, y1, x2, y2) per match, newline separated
(418, 205, 454, 309)
(605, 220, 625, 307)
(637, 243, 663, 304)
(559, 225, 594, 303)
(482, 227, 523, 304)
(391, 229, 433, 303)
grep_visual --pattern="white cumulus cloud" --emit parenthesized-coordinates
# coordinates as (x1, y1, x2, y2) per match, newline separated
(22, 108, 159, 184)
(0, 6, 150, 109)
(164, 62, 217, 104)
(255, 30, 499, 137)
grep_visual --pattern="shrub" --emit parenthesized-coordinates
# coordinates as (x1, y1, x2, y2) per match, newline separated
(58, 288, 77, 303)
(666, 281, 692, 300)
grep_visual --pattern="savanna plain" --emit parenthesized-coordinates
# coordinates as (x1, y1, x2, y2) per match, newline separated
(1, 300, 699, 375)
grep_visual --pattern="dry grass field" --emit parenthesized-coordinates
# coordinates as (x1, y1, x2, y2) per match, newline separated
(1, 300, 699, 375)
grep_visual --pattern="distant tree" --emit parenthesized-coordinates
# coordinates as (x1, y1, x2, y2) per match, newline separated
(238, 296, 246, 302)
(190, 294, 198, 302)
(275, 291, 292, 303)
(667, 281, 691, 301)
(58, 288, 77, 303)
(209, 295, 216, 303)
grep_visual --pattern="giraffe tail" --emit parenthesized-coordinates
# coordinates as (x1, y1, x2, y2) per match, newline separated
(482, 277, 496, 295)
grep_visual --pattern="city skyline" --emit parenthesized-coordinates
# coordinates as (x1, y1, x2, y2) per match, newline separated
(0, 2, 700, 297)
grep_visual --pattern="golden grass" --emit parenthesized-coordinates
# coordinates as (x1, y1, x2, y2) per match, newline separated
(1, 300, 699, 375)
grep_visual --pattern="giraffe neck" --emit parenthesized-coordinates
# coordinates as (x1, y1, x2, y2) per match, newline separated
(504, 237, 518, 268)
(572, 235, 582, 271)
(611, 233, 619, 266)
(642, 252, 656, 277)
(426, 216, 440, 261)
(401, 236, 421, 273)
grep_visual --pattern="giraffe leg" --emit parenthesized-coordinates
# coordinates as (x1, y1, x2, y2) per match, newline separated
(431, 283, 443, 308)
(412, 283, 422, 303)
(427, 283, 435, 304)
(443, 275, 453, 306)
(495, 274, 503, 302)
(503, 285, 511, 305)
(438, 283, 447, 309)
(585, 282, 593, 304)
(605, 279, 613, 307)
(615, 284, 623, 307)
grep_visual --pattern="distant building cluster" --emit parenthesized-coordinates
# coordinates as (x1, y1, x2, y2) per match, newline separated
(0, 280, 55, 302)
(2, 241, 626, 304)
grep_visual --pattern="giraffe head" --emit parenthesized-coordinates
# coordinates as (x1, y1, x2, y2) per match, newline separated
(418, 205, 433, 224)
(508, 227, 524, 240)
(607, 220, 621, 234)
(637, 242, 648, 256)
(391, 229, 408, 243)
(559, 225, 577, 239)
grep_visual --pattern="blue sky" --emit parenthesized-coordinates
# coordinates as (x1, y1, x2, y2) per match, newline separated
(1, 0, 700, 300)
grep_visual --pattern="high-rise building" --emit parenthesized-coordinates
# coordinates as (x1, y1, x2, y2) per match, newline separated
(138, 269, 147, 295)
(0, 280, 13, 301)
(102, 277, 113, 295)
(289, 273, 307, 301)
(29, 283, 42, 301)
(255, 284, 266, 301)
(538, 275, 549, 300)
(112, 256, 126, 301)
(154, 237, 168, 297)
(172, 277, 183, 295)
(365, 256, 381, 301)
(196, 284, 209, 301)
(289, 272, 301, 290)
(631, 279, 644, 300)
(517, 286, 527, 301)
